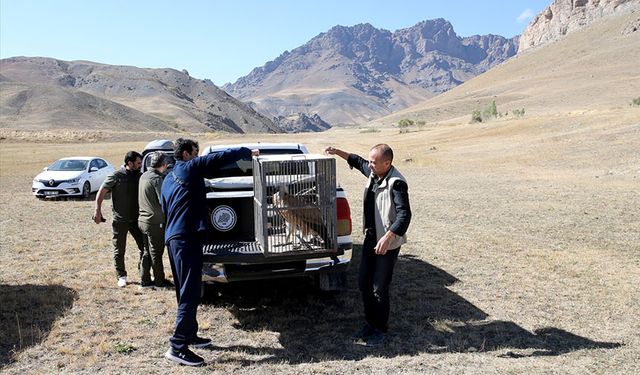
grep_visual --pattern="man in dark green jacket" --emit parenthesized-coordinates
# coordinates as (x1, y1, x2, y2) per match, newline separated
(94, 151, 143, 288)
(138, 152, 170, 288)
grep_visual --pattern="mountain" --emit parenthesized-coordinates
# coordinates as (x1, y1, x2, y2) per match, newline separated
(224, 19, 518, 126)
(366, 6, 639, 126)
(0, 57, 281, 134)
(519, 0, 639, 51)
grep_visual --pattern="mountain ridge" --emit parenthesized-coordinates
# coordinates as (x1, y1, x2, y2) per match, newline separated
(224, 19, 518, 125)
(0, 56, 281, 134)
(366, 7, 639, 127)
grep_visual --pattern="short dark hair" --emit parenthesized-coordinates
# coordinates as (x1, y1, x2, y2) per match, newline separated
(174, 138, 199, 160)
(371, 144, 393, 162)
(124, 151, 142, 165)
(150, 152, 167, 168)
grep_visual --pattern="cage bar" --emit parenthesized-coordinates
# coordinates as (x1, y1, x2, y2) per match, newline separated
(253, 154, 337, 257)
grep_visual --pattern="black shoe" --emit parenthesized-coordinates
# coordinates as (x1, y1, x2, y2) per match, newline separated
(138, 281, 155, 290)
(350, 324, 376, 340)
(164, 347, 204, 366)
(156, 280, 174, 288)
(357, 330, 386, 347)
(191, 336, 212, 348)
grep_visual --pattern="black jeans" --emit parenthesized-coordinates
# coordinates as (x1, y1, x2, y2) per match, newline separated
(358, 232, 400, 333)
(167, 237, 203, 351)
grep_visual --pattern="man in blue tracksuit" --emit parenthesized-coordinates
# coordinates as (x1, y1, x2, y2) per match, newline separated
(161, 138, 258, 366)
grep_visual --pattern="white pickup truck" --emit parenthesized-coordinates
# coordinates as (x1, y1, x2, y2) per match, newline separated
(142, 140, 353, 293)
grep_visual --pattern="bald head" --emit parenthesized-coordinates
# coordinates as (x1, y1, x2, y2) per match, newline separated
(368, 144, 393, 178)
(370, 144, 393, 163)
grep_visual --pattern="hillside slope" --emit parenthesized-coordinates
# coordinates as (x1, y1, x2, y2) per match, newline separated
(0, 57, 281, 134)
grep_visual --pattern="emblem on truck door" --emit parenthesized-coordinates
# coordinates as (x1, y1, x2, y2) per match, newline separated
(211, 205, 237, 232)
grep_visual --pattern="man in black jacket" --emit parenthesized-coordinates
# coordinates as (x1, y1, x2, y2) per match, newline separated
(325, 144, 411, 347)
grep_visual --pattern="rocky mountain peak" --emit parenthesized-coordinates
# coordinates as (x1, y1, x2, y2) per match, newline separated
(519, 0, 639, 51)
(224, 18, 518, 125)
(399, 18, 456, 40)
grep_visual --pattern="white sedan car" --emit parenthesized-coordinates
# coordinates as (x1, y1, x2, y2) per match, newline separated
(32, 157, 115, 199)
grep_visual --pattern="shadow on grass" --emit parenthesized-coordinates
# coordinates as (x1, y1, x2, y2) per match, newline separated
(0, 284, 78, 367)
(202, 245, 621, 364)
(35, 192, 98, 202)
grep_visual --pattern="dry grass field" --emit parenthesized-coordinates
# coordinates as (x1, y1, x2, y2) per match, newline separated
(1, 7, 639, 375)
(1, 106, 639, 374)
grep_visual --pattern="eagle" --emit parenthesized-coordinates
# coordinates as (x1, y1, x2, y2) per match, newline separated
(272, 188, 326, 248)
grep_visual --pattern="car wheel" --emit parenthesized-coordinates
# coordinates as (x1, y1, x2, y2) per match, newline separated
(82, 181, 91, 199)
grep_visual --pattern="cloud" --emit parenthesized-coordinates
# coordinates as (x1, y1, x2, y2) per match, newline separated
(517, 9, 535, 23)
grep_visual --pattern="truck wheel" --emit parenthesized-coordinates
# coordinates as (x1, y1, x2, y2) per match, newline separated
(315, 271, 347, 292)
(200, 282, 218, 302)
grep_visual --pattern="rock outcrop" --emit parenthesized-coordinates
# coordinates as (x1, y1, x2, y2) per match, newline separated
(272, 113, 332, 133)
(519, 0, 640, 51)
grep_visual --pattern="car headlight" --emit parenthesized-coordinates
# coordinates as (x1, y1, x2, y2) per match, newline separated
(65, 177, 81, 184)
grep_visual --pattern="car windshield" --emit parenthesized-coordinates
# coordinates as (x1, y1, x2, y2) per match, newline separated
(210, 148, 305, 177)
(48, 159, 89, 171)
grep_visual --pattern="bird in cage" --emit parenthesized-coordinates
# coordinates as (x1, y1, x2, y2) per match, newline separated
(272, 188, 326, 246)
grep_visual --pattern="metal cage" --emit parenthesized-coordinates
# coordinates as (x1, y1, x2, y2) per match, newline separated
(253, 154, 337, 257)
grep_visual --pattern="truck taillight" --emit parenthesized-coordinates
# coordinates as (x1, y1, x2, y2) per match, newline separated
(336, 197, 352, 236)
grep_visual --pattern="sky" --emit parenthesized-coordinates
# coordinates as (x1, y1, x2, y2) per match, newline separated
(1, 0, 552, 86)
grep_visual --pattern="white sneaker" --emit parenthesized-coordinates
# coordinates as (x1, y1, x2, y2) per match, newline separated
(117, 276, 127, 287)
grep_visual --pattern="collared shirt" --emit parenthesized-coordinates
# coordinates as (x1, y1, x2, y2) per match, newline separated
(101, 167, 141, 222)
(161, 147, 252, 243)
(138, 168, 165, 225)
(347, 153, 411, 237)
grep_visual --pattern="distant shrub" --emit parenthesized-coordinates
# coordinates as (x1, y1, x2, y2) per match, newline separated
(360, 127, 380, 133)
(632, 97, 640, 106)
(483, 101, 498, 120)
(512, 108, 525, 117)
(471, 110, 482, 123)
(471, 101, 499, 123)
(398, 118, 415, 133)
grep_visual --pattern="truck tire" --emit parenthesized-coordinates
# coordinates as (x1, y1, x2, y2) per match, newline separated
(315, 271, 347, 292)
(200, 282, 219, 302)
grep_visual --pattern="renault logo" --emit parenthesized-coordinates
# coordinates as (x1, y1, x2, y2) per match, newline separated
(48, 179, 55, 186)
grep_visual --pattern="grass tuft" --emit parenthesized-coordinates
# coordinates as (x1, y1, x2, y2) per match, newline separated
(114, 342, 136, 355)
